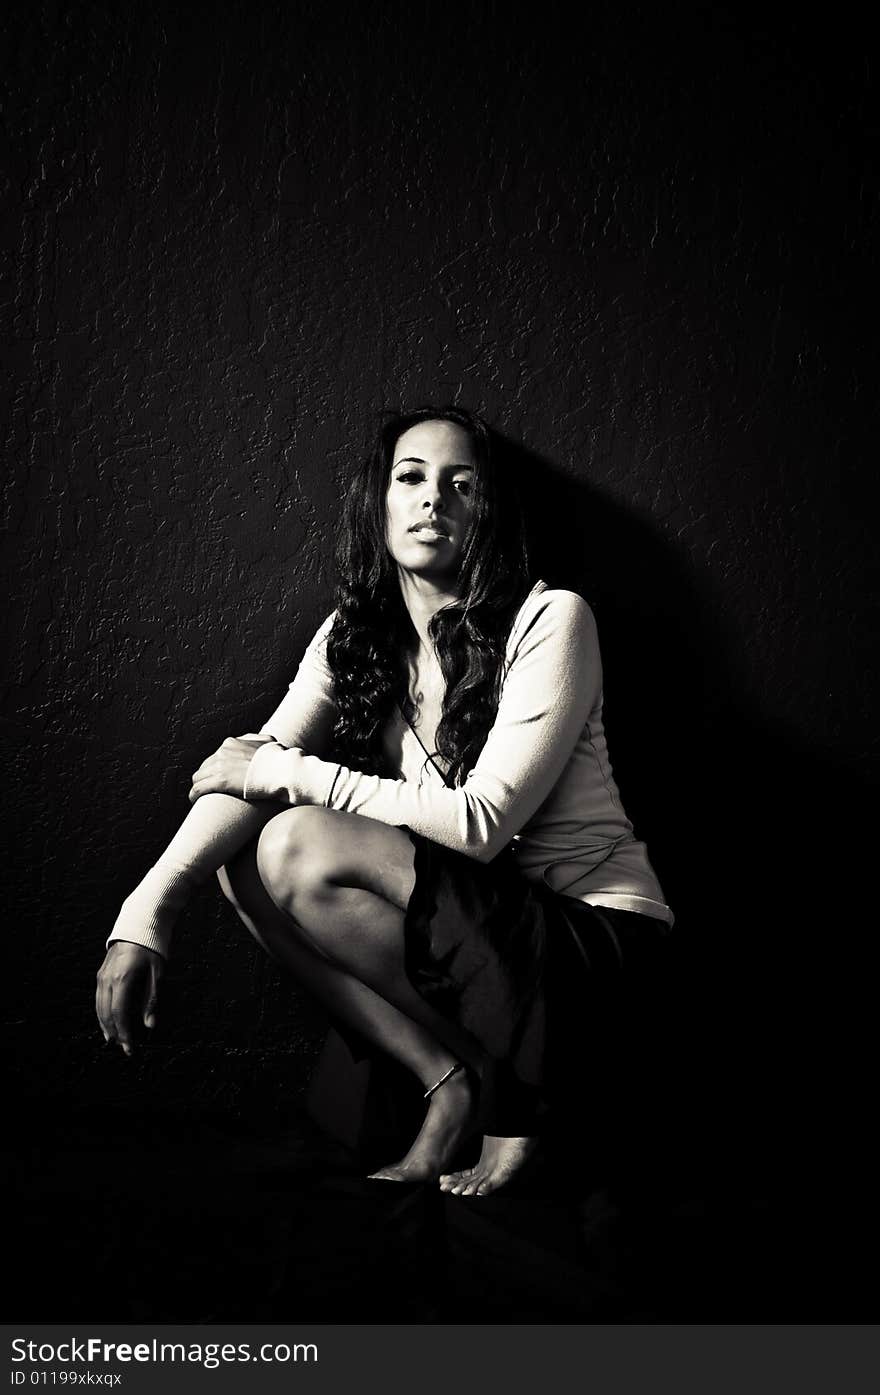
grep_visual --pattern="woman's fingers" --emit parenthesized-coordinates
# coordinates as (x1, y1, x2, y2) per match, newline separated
(189, 736, 265, 802)
(142, 956, 162, 1030)
(190, 755, 218, 784)
(189, 751, 226, 801)
(101, 981, 133, 1054)
(108, 976, 134, 1055)
(96, 943, 164, 1054)
(95, 972, 113, 1043)
(189, 774, 230, 802)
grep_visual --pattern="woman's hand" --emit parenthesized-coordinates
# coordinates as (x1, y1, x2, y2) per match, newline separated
(96, 941, 164, 1056)
(188, 736, 271, 804)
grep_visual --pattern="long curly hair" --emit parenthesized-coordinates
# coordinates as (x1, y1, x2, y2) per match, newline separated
(326, 406, 531, 784)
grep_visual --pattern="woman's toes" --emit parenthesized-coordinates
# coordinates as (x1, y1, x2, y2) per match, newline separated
(446, 1172, 485, 1196)
(367, 1160, 416, 1182)
(439, 1167, 471, 1190)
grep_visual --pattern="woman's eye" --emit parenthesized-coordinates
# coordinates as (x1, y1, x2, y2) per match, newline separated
(395, 471, 421, 484)
(453, 479, 472, 495)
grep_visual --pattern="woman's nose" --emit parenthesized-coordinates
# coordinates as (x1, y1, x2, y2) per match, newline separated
(422, 479, 445, 511)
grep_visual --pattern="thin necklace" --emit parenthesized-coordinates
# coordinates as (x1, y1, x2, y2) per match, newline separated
(396, 703, 453, 788)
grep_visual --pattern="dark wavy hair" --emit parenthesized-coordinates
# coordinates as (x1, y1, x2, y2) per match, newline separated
(326, 406, 531, 784)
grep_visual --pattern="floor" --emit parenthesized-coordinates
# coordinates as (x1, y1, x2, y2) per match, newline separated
(6, 1094, 865, 1324)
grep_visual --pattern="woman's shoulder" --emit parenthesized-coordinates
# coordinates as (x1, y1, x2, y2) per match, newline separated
(508, 581, 597, 649)
(302, 609, 338, 651)
(291, 610, 338, 684)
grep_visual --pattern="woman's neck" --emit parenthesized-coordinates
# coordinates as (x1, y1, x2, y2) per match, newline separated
(397, 568, 459, 655)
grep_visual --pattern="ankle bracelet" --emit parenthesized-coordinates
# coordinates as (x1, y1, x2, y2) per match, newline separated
(423, 1062, 465, 1100)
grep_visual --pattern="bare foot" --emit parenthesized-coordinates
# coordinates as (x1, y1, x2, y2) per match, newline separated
(367, 1066, 475, 1184)
(438, 1135, 539, 1196)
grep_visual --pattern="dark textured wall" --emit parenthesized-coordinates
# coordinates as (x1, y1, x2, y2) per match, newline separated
(3, 2, 875, 1147)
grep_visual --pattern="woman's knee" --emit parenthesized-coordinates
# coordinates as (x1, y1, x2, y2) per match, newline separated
(256, 807, 335, 907)
(256, 807, 416, 913)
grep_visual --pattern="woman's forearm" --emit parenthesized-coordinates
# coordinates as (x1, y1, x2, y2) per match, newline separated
(161, 791, 279, 876)
(106, 627, 336, 961)
(108, 794, 280, 959)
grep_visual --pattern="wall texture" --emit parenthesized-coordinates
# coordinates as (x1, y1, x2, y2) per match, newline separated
(3, 2, 875, 1144)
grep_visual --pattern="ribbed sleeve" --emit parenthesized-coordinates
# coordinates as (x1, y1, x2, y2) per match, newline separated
(104, 611, 340, 963)
(107, 863, 196, 959)
(256, 611, 337, 753)
(106, 784, 278, 959)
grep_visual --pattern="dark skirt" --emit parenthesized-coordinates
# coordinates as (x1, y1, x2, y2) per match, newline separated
(403, 832, 674, 1137)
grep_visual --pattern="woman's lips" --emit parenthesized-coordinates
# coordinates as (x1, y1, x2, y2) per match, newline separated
(411, 524, 449, 541)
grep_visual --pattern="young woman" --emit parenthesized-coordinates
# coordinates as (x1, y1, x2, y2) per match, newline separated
(96, 406, 673, 1196)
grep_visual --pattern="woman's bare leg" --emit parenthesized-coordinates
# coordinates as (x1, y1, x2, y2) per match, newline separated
(219, 812, 483, 1182)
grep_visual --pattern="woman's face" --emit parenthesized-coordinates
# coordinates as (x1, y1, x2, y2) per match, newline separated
(385, 420, 479, 582)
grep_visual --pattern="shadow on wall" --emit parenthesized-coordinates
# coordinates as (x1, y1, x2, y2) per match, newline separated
(495, 433, 873, 1185)
(497, 432, 868, 950)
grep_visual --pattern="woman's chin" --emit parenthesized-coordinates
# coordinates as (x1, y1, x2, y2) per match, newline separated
(396, 556, 462, 587)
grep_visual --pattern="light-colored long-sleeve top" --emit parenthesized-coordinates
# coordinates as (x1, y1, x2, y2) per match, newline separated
(245, 581, 673, 924)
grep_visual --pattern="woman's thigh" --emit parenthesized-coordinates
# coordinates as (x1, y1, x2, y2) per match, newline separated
(255, 807, 417, 912)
